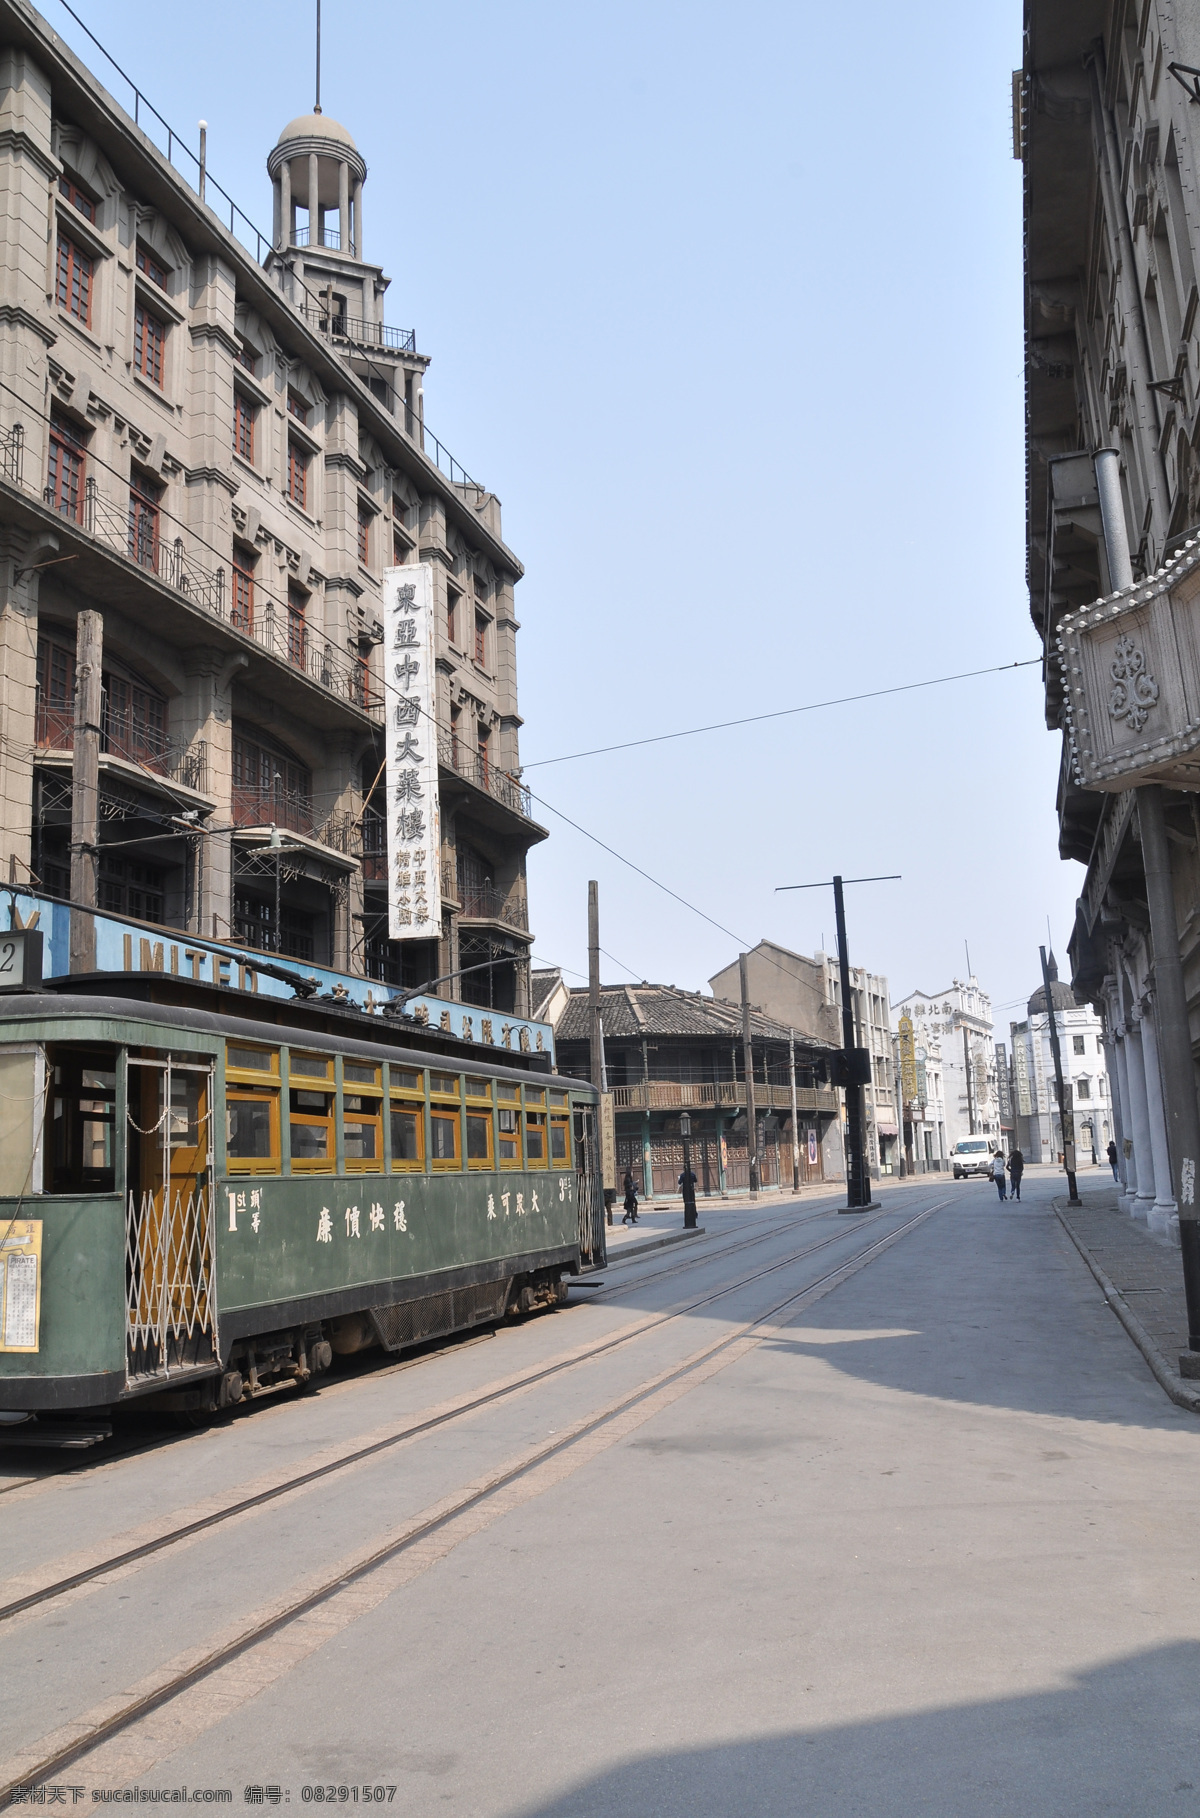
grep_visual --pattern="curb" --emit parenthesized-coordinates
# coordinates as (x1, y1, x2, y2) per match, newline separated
(1053, 1200, 1200, 1415)
(603, 1227, 707, 1265)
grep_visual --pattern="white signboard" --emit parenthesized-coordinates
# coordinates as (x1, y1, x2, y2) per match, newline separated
(384, 565, 441, 942)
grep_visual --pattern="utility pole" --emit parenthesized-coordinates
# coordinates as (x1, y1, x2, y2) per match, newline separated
(788, 1029, 800, 1193)
(1040, 944, 1081, 1206)
(739, 952, 759, 1199)
(587, 880, 603, 1092)
(962, 1025, 976, 1135)
(69, 609, 102, 974)
(833, 874, 873, 1211)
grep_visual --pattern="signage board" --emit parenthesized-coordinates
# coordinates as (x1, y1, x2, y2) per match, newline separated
(0, 929, 41, 993)
(1010, 1023, 1033, 1117)
(898, 1014, 918, 1107)
(383, 565, 441, 942)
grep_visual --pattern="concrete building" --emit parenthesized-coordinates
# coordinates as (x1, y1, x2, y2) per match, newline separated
(1022, 0, 1200, 1245)
(0, 1, 543, 1008)
(1009, 957, 1112, 1169)
(549, 980, 841, 1199)
(709, 941, 900, 1178)
(892, 977, 1000, 1155)
(891, 1019, 949, 1173)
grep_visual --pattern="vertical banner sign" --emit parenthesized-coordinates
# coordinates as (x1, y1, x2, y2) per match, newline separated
(384, 566, 441, 942)
(898, 1014, 918, 1108)
(1010, 1023, 1033, 1117)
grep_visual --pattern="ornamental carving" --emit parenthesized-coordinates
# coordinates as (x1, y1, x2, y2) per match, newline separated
(1108, 633, 1159, 733)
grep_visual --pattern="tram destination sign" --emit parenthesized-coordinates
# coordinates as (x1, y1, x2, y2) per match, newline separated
(384, 564, 442, 942)
(0, 928, 42, 993)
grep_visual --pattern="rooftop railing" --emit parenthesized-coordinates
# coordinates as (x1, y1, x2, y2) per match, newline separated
(298, 305, 417, 355)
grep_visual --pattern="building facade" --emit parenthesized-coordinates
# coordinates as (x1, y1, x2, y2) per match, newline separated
(0, 3, 543, 1010)
(709, 941, 899, 1178)
(1009, 960, 1112, 1166)
(1022, 0, 1200, 1242)
(891, 978, 1000, 1155)
(891, 1019, 949, 1171)
(550, 981, 841, 1199)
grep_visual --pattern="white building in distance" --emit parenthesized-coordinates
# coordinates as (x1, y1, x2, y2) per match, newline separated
(1010, 959, 1110, 1166)
(892, 976, 999, 1153)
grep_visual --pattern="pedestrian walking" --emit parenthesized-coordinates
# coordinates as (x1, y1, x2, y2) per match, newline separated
(991, 1150, 1007, 1202)
(1107, 1139, 1119, 1182)
(1007, 1148, 1024, 1202)
(622, 1168, 639, 1225)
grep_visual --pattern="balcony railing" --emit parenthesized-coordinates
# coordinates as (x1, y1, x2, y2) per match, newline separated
(231, 784, 314, 838)
(610, 1082, 840, 1114)
(291, 223, 341, 250)
(35, 697, 207, 792)
(437, 734, 533, 819)
(441, 863, 529, 930)
(298, 304, 417, 355)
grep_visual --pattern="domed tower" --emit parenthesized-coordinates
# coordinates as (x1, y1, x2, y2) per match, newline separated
(1027, 953, 1076, 1019)
(268, 111, 366, 261)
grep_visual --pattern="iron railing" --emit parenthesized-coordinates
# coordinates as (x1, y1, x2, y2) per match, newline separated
(437, 733, 533, 819)
(292, 223, 341, 251)
(35, 695, 207, 792)
(0, 422, 23, 486)
(298, 304, 417, 354)
(609, 1082, 840, 1113)
(231, 784, 314, 838)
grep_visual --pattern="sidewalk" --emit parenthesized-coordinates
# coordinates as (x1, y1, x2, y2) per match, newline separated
(603, 1206, 707, 1259)
(1055, 1184, 1200, 1413)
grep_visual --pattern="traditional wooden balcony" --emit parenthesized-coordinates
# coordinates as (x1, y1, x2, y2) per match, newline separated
(611, 1081, 839, 1114)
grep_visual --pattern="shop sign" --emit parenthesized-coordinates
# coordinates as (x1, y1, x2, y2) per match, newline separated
(384, 565, 442, 941)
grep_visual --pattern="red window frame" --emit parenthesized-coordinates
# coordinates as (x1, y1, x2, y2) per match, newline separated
(287, 440, 308, 510)
(357, 504, 370, 567)
(134, 302, 165, 387)
(58, 176, 95, 222)
(47, 413, 86, 523)
(135, 245, 168, 290)
(232, 558, 255, 632)
(446, 589, 458, 646)
(477, 728, 491, 787)
(233, 391, 255, 462)
(235, 341, 257, 374)
(287, 391, 309, 425)
(286, 586, 307, 668)
(56, 233, 92, 327)
(474, 612, 487, 666)
(128, 478, 161, 570)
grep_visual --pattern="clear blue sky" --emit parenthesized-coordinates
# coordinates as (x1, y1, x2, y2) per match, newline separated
(48, 0, 1072, 1029)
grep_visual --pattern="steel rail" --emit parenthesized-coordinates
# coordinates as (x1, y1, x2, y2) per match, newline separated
(0, 1195, 948, 1627)
(0, 1196, 949, 1804)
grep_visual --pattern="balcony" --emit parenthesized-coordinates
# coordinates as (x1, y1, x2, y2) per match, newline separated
(231, 784, 314, 839)
(440, 864, 529, 931)
(297, 303, 417, 355)
(611, 1082, 839, 1114)
(35, 698, 207, 794)
(437, 733, 533, 819)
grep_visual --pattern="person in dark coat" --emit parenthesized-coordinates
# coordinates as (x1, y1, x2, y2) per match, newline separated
(1107, 1139, 1119, 1182)
(622, 1168, 639, 1225)
(1007, 1148, 1024, 1202)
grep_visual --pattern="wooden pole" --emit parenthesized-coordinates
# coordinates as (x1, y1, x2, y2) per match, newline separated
(740, 952, 759, 1199)
(69, 609, 102, 973)
(588, 880, 603, 1090)
(788, 1028, 800, 1193)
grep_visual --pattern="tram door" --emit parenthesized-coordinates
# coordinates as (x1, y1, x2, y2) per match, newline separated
(573, 1106, 607, 1270)
(125, 1054, 216, 1381)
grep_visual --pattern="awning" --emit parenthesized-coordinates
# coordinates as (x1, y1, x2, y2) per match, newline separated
(875, 1122, 899, 1138)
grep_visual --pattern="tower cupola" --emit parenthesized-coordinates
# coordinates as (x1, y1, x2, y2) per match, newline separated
(268, 113, 367, 259)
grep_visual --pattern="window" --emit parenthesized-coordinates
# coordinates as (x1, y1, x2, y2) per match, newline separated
(225, 1043, 280, 1175)
(344, 1085, 383, 1171)
(446, 586, 460, 646)
(290, 1088, 335, 1170)
(99, 853, 165, 923)
(1072, 1035, 1085, 1056)
(450, 705, 462, 770)
(232, 553, 255, 632)
(498, 1106, 521, 1167)
(524, 1111, 548, 1167)
(56, 232, 93, 326)
(136, 245, 168, 290)
(393, 529, 408, 566)
(58, 175, 95, 222)
(287, 584, 307, 668)
(477, 726, 490, 786)
(134, 301, 166, 386)
(287, 438, 308, 509)
(466, 1108, 493, 1167)
(47, 411, 86, 522)
(1077, 1078, 1091, 1100)
(1097, 1035, 1105, 1053)
(235, 340, 258, 374)
(391, 1100, 424, 1169)
(358, 502, 371, 567)
(234, 894, 315, 961)
(103, 667, 167, 768)
(550, 1107, 572, 1168)
(128, 474, 161, 570)
(231, 728, 312, 834)
(233, 391, 255, 462)
(431, 1108, 461, 1168)
(287, 391, 310, 425)
(47, 1047, 116, 1193)
(474, 612, 488, 667)
(290, 1051, 332, 1080)
(36, 635, 74, 749)
(228, 1044, 276, 1073)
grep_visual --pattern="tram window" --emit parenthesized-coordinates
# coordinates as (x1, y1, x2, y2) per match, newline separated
(344, 1060, 380, 1086)
(430, 1107, 461, 1169)
(390, 1102, 424, 1170)
(290, 1051, 332, 1081)
(226, 1089, 279, 1174)
(497, 1081, 521, 1105)
(466, 1076, 492, 1100)
(169, 1072, 204, 1149)
(525, 1111, 548, 1167)
(289, 1087, 334, 1171)
(498, 1106, 522, 1168)
(466, 1111, 493, 1167)
(549, 1089, 568, 1108)
(226, 1043, 277, 1075)
(550, 1115, 572, 1167)
(344, 1092, 382, 1171)
(390, 1067, 421, 1092)
(47, 1046, 116, 1193)
(525, 1087, 546, 1107)
(430, 1073, 460, 1098)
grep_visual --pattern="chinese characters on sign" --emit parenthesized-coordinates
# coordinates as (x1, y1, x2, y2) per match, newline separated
(385, 565, 441, 941)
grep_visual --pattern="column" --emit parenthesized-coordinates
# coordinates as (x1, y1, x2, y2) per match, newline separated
(352, 179, 363, 258)
(69, 609, 102, 974)
(308, 152, 319, 244)
(1124, 1020, 1157, 1220)
(1138, 1001, 1178, 1234)
(1103, 1033, 1127, 1191)
(1112, 1028, 1138, 1209)
(715, 1109, 727, 1197)
(338, 159, 349, 256)
(280, 159, 291, 249)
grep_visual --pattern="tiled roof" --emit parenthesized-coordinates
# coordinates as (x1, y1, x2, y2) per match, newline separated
(555, 983, 837, 1049)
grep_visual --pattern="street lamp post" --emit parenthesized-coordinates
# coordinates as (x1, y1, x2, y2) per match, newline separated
(679, 1111, 698, 1229)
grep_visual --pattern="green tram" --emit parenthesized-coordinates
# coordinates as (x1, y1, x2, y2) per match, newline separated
(0, 973, 604, 1427)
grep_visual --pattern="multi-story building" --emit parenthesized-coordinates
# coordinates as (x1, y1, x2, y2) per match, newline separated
(1022, 0, 1200, 1237)
(890, 1020, 949, 1172)
(709, 941, 900, 1178)
(891, 977, 1000, 1153)
(1009, 958, 1112, 1168)
(0, 3, 543, 1011)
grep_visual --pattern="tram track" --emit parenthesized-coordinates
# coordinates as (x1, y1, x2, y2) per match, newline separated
(0, 1192, 952, 1802)
(0, 1192, 947, 1626)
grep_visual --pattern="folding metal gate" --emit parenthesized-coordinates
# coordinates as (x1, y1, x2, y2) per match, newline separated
(125, 1054, 216, 1382)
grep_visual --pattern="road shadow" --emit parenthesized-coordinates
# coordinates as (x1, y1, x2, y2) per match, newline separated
(510, 1642, 1200, 1818)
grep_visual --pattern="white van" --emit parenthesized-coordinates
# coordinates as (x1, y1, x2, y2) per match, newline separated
(952, 1137, 995, 1180)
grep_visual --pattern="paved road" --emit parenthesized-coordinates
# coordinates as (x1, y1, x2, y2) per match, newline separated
(5, 1167, 1200, 1815)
